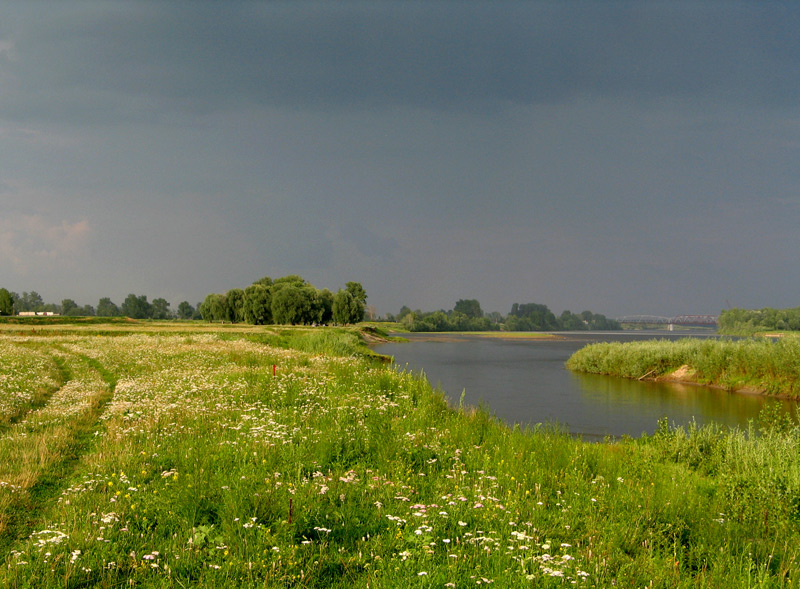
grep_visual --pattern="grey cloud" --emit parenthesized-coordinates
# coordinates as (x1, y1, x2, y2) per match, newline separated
(3, 2, 799, 126)
(1, 2, 799, 318)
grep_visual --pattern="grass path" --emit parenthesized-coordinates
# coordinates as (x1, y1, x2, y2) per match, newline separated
(0, 341, 65, 430)
(0, 347, 116, 551)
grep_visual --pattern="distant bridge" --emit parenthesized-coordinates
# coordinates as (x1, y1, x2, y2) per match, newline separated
(617, 315, 718, 328)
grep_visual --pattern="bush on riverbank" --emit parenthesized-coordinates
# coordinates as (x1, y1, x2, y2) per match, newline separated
(566, 337, 800, 398)
(719, 306, 800, 335)
(2, 326, 800, 586)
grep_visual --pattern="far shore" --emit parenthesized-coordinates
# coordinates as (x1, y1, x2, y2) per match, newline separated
(391, 331, 562, 342)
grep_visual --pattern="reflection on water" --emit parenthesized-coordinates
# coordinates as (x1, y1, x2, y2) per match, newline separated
(374, 332, 795, 439)
(570, 372, 787, 435)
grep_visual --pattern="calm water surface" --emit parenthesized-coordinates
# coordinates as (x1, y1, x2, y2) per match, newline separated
(373, 332, 795, 439)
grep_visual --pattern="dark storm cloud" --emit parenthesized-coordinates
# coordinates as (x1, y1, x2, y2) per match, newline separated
(1, 2, 799, 317)
(3, 2, 799, 125)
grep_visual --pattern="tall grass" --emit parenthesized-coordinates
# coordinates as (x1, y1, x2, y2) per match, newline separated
(566, 337, 800, 397)
(1, 328, 800, 586)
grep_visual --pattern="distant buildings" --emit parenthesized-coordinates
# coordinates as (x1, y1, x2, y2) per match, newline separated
(17, 311, 60, 316)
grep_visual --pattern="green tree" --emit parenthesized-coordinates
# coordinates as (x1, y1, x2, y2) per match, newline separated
(400, 310, 418, 329)
(272, 284, 307, 325)
(61, 299, 79, 316)
(342, 281, 367, 323)
(454, 299, 483, 319)
(316, 288, 334, 324)
(121, 294, 152, 319)
(225, 289, 246, 323)
(177, 301, 195, 320)
(0, 288, 13, 316)
(97, 297, 120, 317)
(486, 311, 503, 325)
(14, 291, 45, 313)
(332, 287, 367, 325)
(243, 284, 271, 325)
(273, 275, 306, 288)
(508, 303, 559, 331)
(345, 281, 367, 304)
(151, 298, 171, 320)
(332, 290, 354, 324)
(428, 310, 451, 331)
(559, 310, 586, 330)
(200, 293, 228, 322)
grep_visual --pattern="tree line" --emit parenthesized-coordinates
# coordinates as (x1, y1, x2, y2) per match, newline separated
(718, 306, 800, 334)
(0, 288, 200, 320)
(384, 299, 620, 332)
(199, 275, 367, 325)
(0, 275, 367, 326)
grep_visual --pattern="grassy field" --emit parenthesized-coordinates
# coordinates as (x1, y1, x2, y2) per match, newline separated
(566, 337, 800, 398)
(2, 324, 800, 587)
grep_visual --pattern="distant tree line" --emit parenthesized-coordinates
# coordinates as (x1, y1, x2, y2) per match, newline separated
(384, 298, 620, 332)
(0, 288, 201, 320)
(199, 275, 367, 325)
(718, 307, 800, 335)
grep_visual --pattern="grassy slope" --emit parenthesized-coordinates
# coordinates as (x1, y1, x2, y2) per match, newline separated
(0, 325, 799, 587)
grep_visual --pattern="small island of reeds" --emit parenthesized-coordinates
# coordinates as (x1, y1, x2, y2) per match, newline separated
(566, 337, 800, 398)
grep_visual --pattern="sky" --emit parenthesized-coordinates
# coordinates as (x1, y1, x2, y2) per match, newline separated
(1, 1, 799, 319)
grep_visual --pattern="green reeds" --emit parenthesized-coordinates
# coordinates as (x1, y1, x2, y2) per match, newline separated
(567, 337, 800, 397)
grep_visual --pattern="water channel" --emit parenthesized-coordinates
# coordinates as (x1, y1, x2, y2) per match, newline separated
(372, 331, 795, 439)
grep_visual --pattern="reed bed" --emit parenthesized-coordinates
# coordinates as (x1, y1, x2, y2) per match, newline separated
(566, 337, 800, 397)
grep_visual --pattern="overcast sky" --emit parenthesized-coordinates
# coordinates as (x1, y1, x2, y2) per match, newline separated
(1, 2, 798, 318)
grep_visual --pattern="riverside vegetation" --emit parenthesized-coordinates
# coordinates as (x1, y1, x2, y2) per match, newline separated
(566, 337, 800, 398)
(718, 307, 800, 336)
(2, 322, 800, 587)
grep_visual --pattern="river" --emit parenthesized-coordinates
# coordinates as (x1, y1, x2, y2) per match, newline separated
(372, 331, 795, 439)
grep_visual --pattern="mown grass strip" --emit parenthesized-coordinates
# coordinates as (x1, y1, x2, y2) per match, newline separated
(0, 351, 116, 552)
(0, 354, 69, 434)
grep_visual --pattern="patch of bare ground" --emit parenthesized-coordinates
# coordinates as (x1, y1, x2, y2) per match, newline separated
(662, 364, 697, 382)
(360, 329, 388, 344)
(654, 364, 771, 396)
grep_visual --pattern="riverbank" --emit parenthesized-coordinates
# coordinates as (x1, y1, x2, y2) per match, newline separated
(2, 325, 800, 586)
(566, 337, 800, 398)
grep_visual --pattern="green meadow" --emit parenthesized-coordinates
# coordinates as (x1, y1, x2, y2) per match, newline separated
(2, 324, 800, 587)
